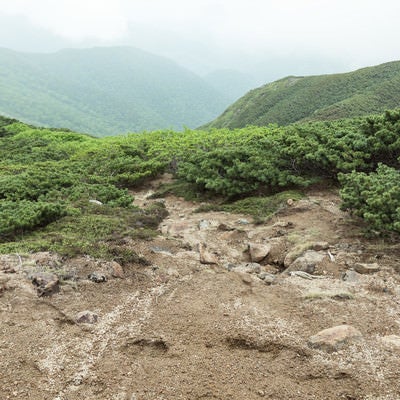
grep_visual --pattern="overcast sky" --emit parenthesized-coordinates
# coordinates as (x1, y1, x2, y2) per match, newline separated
(1, 0, 400, 82)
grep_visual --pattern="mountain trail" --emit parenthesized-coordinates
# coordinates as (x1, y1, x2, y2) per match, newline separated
(1, 181, 400, 399)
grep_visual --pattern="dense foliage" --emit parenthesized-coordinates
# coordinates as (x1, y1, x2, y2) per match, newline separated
(0, 47, 227, 136)
(0, 118, 169, 258)
(203, 61, 400, 129)
(1, 109, 399, 254)
(339, 164, 400, 234)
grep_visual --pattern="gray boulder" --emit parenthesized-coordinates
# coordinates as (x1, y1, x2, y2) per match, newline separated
(285, 250, 327, 274)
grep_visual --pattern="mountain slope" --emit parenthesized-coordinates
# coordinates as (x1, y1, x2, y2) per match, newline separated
(203, 61, 400, 129)
(0, 47, 228, 136)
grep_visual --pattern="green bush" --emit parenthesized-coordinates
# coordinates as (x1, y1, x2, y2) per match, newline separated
(0, 200, 66, 238)
(339, 164, 400, 233)
(2, 109, 400, 245)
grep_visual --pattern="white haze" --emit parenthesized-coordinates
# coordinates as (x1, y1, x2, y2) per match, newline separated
(0, 0, 400, 83)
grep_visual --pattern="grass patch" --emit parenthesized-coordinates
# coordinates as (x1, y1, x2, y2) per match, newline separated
(0, 202, 168, 264)
(195, 190, 304, 224)
(303, 290, 354, 301)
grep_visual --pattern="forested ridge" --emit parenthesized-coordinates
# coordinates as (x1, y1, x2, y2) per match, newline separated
(0, 47, 228, 136)
(203, 60, 400, 129)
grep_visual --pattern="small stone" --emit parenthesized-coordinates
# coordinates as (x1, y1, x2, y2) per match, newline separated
(353, 263, 380, 274)
(75, 311, 98, 324)
(308, 325, 362, 352)
(381, 335, 400, 348)
(89, 199, 103, 205)
(30, 272, 59, 296)
(257, 272, 275, 285)
(287, 198, 294, 206)
(342, 270, 362, 283)
(272, 221, 293, 228)
(166, 268, 180, 277)
(248, 243, 271, 263)
(72, 375, 83, 386)
(224, 263, 237, 271)
(311, 242, 329, 251)
(199, 243, 218, 265)
(198, 220, 209, 230)
(231, 263, 261, 274)
(108, 261, 124, 279)
(217, 223, 235, 231)
(239, 273, 253, 285)
(88, 272, 107, 283)
(150, 246, 173, 255)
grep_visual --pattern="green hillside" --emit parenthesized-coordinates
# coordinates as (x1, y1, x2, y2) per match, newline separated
(1, 109, 400, 256)
(203, 61, 400, 129)
(0, 47, 228, 136)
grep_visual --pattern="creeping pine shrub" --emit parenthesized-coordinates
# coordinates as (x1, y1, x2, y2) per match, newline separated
(0, 200, 66, 238)
(339, 164, 400, 234)
(61, 183, 133, 207)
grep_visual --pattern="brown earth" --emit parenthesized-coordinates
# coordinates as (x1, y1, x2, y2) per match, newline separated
(1, 180, 400, 400)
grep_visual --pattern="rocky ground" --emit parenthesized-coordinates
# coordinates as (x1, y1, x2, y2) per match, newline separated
(1, 179, 400, 399)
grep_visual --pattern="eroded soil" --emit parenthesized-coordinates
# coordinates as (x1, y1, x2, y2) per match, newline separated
(1, 181, 400, 400)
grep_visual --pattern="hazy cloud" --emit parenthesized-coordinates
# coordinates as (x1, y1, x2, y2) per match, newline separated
(0, 0, 128, 41)
(0, 0, 399, 78)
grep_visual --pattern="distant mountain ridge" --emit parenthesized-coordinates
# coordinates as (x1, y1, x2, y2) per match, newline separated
(0, 46, 229, 136)
(202, 60, 400, 129)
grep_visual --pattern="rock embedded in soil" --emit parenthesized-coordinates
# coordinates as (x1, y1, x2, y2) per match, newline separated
(162, 221, 193, 238)
(199, 243, 218, 265)
(88, 271, 107, 283)
(248, 243, 271, 263)
(353, 262, 380, 274)
(265, 237, 288, 266)
(217, 223, 235, 231)
(285, 250, 327, 274)
(381, 335, 400, 348)
(198, 220, 210, 230)
(237, 272, 254, 285)
(75, 310, 99, 324)
(342, 270, 362, 283)
(308, 325, 362, 352)
(30, 272, 60, 296)
(272, 221, 294, 228)
(231, 263, 261, 274)
(257, 272, 276, 285)
(150, 246, 173, 256)
(311, 241, 330, 251)
(106, 261, 125, 279)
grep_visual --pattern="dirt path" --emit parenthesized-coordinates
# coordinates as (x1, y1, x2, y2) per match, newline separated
(1, 184, 400, 399)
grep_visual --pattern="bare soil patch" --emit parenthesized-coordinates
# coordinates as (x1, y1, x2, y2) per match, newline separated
(1, 183, 400, 399)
